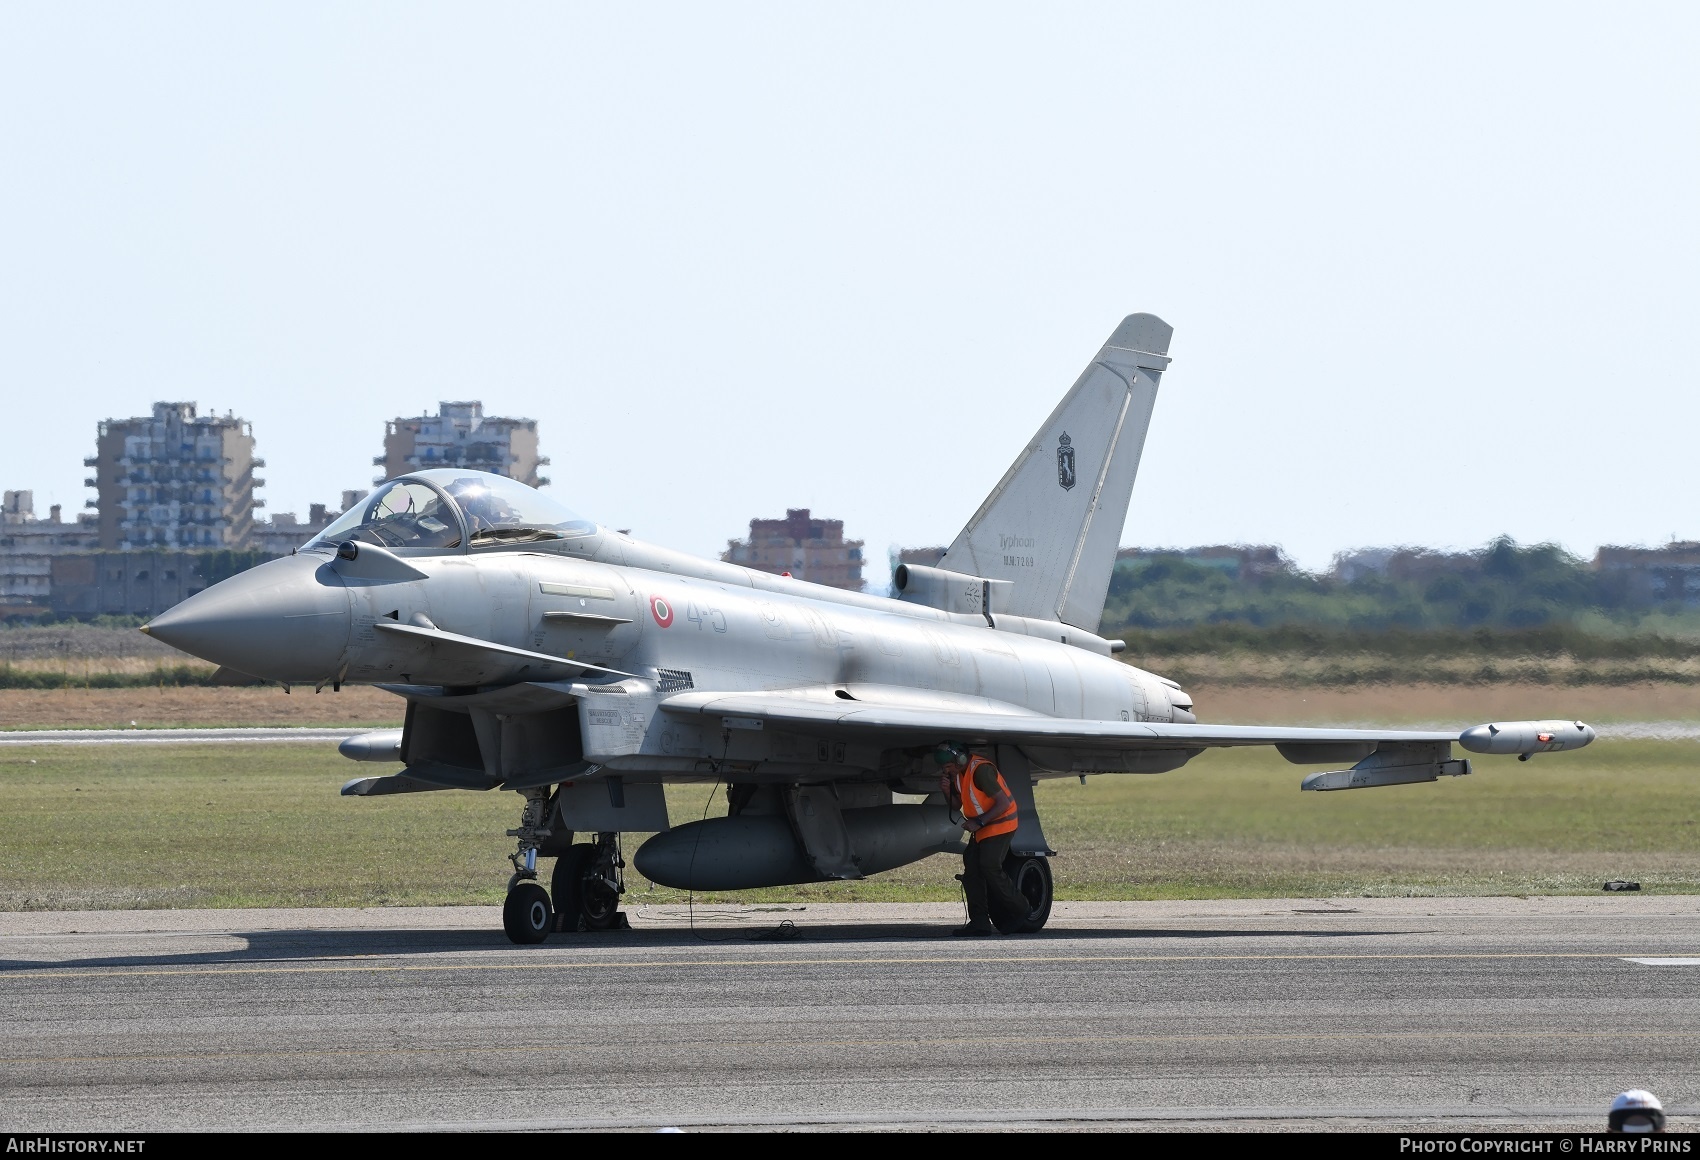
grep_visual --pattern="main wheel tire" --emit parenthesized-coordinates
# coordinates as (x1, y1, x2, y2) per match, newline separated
(551, 844, 623, 932)
(502, 880, 553, 944)
(1000, 853, 1053, 933)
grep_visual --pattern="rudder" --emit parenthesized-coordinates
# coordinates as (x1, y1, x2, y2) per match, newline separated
(941, 313, 1173, 630)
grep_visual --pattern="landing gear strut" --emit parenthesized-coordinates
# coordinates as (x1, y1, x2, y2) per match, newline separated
(502, 788, 554, 945)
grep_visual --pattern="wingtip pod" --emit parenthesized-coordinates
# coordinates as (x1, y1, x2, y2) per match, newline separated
(1458, 720, 1597, 757)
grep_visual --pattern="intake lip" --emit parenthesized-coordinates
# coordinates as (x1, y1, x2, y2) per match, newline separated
(142, 554, 352, 683)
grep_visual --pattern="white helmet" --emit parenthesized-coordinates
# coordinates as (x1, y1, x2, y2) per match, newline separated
(1609, 1090, 1665, 1134)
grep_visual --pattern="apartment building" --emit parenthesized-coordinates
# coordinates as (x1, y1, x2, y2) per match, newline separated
(375, 402, 549, 487)
(86, 402, 263, 550)
(723, 509, 865, 591)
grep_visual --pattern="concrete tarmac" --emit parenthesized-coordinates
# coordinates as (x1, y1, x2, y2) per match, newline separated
(1, 897, 1696, 1133)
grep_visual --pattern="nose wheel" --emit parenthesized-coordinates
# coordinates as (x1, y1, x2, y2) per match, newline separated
(503, 879, 552, 944)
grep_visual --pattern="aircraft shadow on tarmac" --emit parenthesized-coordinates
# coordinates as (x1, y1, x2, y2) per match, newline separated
(0, 922, 1417, 972)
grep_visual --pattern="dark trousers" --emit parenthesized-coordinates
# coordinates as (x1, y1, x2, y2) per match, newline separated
(962, 830, 1026, 929)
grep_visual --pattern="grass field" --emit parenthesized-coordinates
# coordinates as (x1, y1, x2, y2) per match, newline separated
(2, 737, 1695, 910)
(0, 685, 405, 729)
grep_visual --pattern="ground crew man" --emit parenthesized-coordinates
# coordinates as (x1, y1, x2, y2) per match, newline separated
(935, 743, 1030, 935)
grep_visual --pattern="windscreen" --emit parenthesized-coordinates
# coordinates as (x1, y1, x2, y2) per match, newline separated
(308, 471, 596, 552)
(308, 479, 464, 550)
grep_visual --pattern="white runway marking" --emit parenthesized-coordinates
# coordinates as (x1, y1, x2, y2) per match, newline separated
(1624, 957, 1700, 966)
(0, 727, 364, 746)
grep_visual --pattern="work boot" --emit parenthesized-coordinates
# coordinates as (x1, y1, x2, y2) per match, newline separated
(953, 923, 994, 936)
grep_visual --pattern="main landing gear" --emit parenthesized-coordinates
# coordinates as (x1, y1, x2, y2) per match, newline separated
(502, 788, 629, 945)
(552, 839, 626, 932)
(998, 852, 1054, 934)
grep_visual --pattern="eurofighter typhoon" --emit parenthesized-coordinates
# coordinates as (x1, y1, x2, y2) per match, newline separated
(141, 315, 1596, 942)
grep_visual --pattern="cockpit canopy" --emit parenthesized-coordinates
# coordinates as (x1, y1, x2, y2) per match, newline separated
(309, 470, 597, 553)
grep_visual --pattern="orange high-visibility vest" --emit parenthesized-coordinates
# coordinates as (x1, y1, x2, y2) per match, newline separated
(955, 754, 1019, 841)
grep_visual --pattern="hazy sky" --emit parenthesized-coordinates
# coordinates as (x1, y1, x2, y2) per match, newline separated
(3, 3, 1695, 576)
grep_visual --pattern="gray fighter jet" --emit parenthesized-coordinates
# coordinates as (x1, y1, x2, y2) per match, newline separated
(142, 314, 1596, 942)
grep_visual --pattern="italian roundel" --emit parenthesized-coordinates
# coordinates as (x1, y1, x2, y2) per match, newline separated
(650, 595, 674, 627)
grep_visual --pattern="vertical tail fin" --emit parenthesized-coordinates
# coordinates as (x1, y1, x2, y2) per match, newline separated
(942, 313, 1172, 630)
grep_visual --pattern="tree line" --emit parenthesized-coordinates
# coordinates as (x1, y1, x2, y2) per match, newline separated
(1100, 537, 1700, 644)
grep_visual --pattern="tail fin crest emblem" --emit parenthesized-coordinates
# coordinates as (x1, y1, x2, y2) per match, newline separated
(1057, 433, 1076, 491)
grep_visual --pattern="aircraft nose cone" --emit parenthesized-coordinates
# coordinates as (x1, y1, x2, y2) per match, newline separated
(143, 554, 351, 682)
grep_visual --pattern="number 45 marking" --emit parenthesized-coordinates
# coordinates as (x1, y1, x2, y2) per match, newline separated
(686, 602, 727, 633)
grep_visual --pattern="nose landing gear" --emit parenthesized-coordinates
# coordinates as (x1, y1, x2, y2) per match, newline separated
(503, 787, 554, 945)
(501, 789, 630, 944)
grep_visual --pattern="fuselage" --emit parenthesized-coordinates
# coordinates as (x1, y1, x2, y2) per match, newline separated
(145, 521, 1195, 731)
(341, 539, 1193, 722)
(138, 468, 1200, 786)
